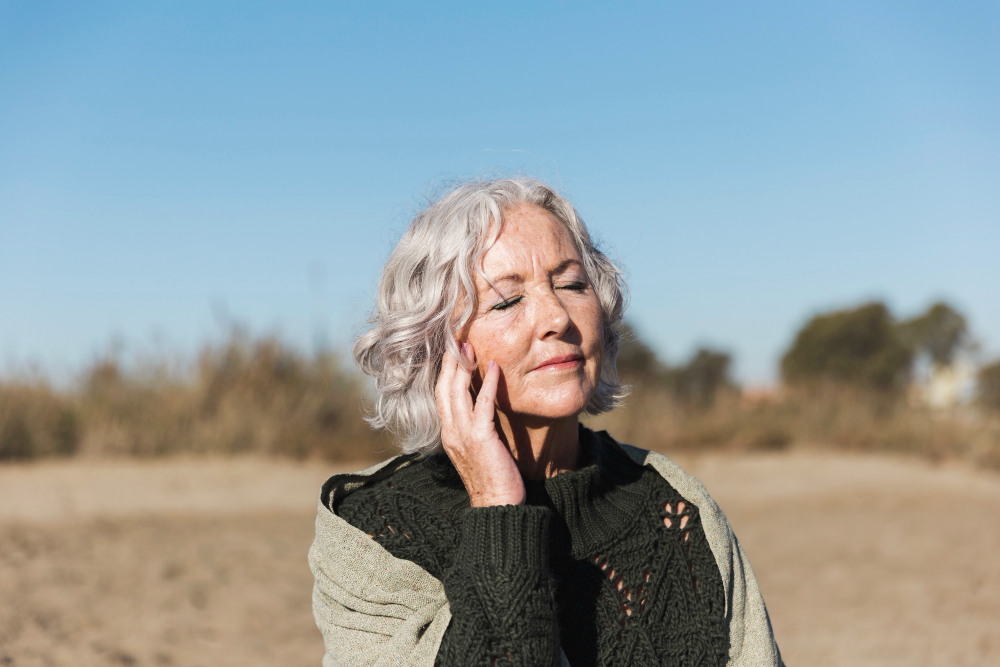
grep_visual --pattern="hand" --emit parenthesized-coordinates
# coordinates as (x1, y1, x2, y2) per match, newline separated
(435, 342, 525, 507)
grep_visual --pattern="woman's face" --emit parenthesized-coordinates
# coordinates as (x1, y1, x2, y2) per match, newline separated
(462, 203, 604, 422)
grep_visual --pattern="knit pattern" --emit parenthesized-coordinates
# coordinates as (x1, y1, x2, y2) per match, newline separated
(335, 428, 728, 667)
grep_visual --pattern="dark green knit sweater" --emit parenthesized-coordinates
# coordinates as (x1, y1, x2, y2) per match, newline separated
(334, 427, 728, 666)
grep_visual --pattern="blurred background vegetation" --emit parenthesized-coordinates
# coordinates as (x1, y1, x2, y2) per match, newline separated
(590, 300, 1000, 470)
(0, 331, 391, 463)
(1, 300, 998, 469)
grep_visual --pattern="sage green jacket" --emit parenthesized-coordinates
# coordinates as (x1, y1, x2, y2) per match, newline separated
(309, 444, 783, 666)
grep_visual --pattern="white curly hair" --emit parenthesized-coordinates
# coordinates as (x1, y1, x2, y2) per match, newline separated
(353, 178, 629, 454)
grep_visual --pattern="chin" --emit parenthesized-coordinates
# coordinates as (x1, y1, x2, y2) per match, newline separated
(513, 384, 593, 421)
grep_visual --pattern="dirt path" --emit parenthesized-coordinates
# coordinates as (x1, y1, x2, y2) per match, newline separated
(675, 452, 1000, 666)
(1, 452, 998, 666)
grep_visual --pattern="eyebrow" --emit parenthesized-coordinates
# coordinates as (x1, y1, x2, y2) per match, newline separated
(483, 259, 584, 293)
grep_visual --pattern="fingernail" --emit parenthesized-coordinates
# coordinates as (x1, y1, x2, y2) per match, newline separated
(488, 360, 496, 371)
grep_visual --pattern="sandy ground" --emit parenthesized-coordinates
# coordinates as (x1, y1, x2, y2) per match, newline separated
(1, 452, 998, 666)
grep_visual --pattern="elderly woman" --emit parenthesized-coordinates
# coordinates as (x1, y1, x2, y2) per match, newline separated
(309, 179, 782, 666)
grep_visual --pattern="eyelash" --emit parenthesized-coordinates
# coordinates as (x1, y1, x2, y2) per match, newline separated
(489, 282, 588, 312)
(491, 296, 522, 311)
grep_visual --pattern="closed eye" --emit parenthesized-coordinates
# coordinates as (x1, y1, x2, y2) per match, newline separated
(491, 296, 523, 311)
(558, 281, 588, 291)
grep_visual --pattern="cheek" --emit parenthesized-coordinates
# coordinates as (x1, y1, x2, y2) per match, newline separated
(468, 315, 527, 376)
(579, 300, 605, 349)
(474, 312, 530, 354)
(581, 307, 606, 384)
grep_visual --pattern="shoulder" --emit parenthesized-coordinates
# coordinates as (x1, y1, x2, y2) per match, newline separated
(594, 431, 785, 665)
(317, 454, 420, 515)
(309, 454, 442, 582)
(310, 454, 452, 583)
(591, 431, 733, 563)
(316, 452, 468, 581)
(318, 452, 466, 514)
(587, 428, 723, 517)
(614, 441, 724, 520)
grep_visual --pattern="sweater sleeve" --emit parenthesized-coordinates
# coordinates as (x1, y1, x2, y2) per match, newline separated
(434, 504, 562, 667)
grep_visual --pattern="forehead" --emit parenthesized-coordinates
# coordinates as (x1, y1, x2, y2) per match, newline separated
(479, 204, 582, 281)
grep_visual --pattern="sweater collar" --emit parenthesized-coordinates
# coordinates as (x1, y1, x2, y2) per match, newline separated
(527, 425, 650, 556)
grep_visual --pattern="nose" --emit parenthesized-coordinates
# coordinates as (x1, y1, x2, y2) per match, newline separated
(533, 286, 572, 340)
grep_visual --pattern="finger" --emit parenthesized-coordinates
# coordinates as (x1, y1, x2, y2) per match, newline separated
(472, 359, 500, 428)
(435, 343, 460, 421)
(437, 341, 459, 385)
(449, 343, 476, 424)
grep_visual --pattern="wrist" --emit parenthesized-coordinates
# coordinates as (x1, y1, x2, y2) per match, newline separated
(457, 504, 552, 574)
(469, 489, 526, 507)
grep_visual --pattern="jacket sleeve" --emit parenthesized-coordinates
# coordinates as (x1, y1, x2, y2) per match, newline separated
(434, 505, 563, 667)
(628, 447, 785, 667)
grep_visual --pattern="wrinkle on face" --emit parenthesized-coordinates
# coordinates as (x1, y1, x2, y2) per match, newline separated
(461, 203, 604, 422)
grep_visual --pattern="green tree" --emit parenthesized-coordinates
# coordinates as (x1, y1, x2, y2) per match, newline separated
(897, 301, 968, 366)
(781, 301, 913, 391)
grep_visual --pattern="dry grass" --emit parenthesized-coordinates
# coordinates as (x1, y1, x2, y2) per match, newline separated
(0, 333, 392, 463)
(2, 333, 998, 470)
(585, 382, 1000, 470)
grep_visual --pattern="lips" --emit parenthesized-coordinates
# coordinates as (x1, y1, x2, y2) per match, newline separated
(533, 354, 584, 371)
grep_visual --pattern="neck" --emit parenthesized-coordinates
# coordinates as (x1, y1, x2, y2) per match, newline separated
(494, 412, 581, 480)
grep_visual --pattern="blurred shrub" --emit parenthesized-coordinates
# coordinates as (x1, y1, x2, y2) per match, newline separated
(781, 302, 913, 391)
(0, 332, 391, 462)
(587, 380, 1000, 469)
(616, 322, 667, 380)
(979, 360, 1000, 412)
(616, 322, 735, 408)
(588, 319, 1000, 470)
(897, 301, 969, 366)
(0, 384, 80, 460)
(671, 349, 734, 408)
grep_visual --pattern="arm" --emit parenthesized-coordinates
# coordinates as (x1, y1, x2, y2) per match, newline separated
(311, 487, 563, 667)
(435, 505, 561, 666)
(432, 344, 562, 666)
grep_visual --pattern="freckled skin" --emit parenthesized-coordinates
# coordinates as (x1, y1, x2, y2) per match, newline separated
(436, 203, 604, 501)
(464, 203, 604, 423)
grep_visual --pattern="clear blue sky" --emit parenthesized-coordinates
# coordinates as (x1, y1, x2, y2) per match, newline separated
(2, 1, 998, 383)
